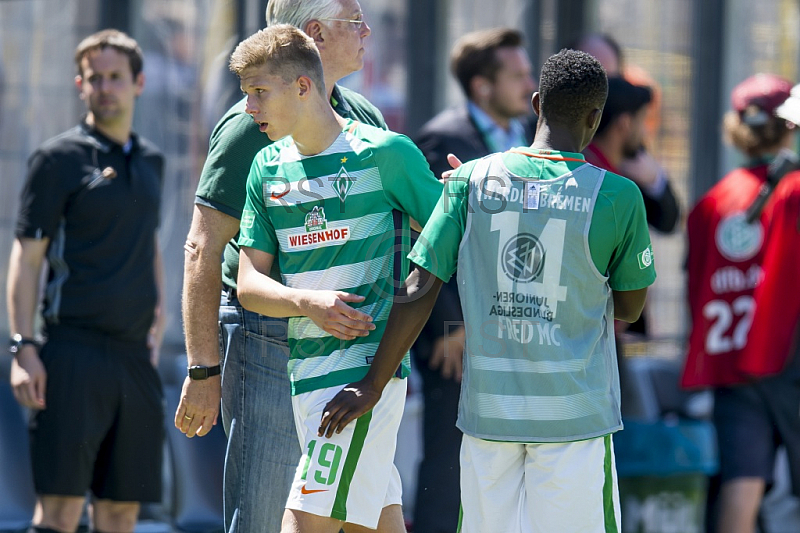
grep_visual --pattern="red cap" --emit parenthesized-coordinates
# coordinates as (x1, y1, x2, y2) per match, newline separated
(731, 74, 793, 125)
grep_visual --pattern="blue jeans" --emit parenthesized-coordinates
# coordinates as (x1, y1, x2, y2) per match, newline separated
(219, 292, 300, 533)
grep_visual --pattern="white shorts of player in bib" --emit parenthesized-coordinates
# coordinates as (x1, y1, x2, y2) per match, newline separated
(286, 377, 406, 529)
(459, 434, 621, 533)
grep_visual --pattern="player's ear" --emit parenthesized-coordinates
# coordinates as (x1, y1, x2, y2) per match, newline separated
(75, 75, 84, 98)
(531, 92, 541, 116)
(304, 20, 325, 45)
(587, 107, 603, 131)
(134, 72, 145, 97)
(297, 75, 313, 98)
(471, 76, 492, 101)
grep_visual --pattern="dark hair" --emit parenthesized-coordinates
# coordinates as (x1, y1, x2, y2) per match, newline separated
(450, 28, 524, 98)
(538, 49, 607, 125)
(594, 77, 652, 136)
(75, 29, 144, 78)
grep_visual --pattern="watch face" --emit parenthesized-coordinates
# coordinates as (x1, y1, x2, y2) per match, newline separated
(188, 365, 220, 380)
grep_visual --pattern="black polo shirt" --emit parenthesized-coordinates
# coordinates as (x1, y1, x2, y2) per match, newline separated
(15, 121, 164, 342)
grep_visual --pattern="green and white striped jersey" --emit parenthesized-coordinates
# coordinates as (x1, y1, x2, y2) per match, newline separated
(239, 120, 443, 395)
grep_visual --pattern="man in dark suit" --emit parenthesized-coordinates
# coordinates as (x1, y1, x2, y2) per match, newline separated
(410, 27, 536, 533)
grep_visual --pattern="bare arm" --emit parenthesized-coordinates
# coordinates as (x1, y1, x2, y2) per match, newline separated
(148, 236, 166, 367)
(238, 246, 376, 339)
(175, 204, 239, 437)
(7, 237, 49, 409)
(319, 266, 444, 437)
(613, 287, 648, 323)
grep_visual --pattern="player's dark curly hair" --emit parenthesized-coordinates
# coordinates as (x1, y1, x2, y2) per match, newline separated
(538, 49, 608, 126)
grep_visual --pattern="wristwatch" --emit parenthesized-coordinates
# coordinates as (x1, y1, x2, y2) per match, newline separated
(187, 364, 221, 380)
(8, 334, 40, 355)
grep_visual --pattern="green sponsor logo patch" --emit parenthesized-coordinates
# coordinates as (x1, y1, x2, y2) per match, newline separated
(637, 245, 653, 269)
(241, 210, 256, 229)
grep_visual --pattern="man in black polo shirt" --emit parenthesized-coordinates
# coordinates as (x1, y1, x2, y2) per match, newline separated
(6, 29, 165, 533)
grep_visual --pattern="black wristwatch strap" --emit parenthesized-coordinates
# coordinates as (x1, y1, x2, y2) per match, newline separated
(9, 334, 41, 355)
(188, 364, 222, 380)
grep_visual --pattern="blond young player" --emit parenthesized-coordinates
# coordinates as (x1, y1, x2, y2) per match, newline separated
(231, 25, 443, 532)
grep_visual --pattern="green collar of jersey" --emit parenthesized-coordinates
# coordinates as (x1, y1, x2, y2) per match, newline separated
(504, 148, 587, 180)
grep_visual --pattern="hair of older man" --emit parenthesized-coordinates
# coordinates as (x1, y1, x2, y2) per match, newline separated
(265, 0, 342, 30)
(74, 29, 144, 78)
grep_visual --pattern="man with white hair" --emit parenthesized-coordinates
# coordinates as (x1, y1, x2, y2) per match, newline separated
(175, 2, 386, 532)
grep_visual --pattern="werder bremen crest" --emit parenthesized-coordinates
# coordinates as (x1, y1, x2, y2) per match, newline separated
(305, 206, 327, 232)
(333, 156, 354, 202)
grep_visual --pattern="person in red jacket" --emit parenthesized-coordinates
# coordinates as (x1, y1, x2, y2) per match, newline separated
(744, 82, 800, 378)
(682, 73, 800, 533)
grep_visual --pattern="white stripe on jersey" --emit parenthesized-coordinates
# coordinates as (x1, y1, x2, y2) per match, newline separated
(275, 211, 394, 252)
(471, 355, 587, 374)
(263, 167, 382, 205)
(476, 389, 609, 421)
(288, 342, 381, 378)
(281, 254, 392, 291)
(290, 298, 393, 340)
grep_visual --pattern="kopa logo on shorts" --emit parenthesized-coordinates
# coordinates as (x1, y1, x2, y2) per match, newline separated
(715, 212, 763, 261)
(501, 233, 545, 283)
(287, 206, 350, 250)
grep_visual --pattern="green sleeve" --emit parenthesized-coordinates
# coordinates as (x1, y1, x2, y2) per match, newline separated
(195, 99, 272, 219)
(605, 176, 657, 291)
(408, 163, 474, 282)
(376, 133, 443, 225)
(238, 150, 279, 256)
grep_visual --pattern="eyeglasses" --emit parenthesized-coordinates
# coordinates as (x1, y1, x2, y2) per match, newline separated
(318, 14, 365, 29)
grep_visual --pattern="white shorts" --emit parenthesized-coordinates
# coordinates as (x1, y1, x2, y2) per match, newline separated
(459, 434, 621, 533)
(286, 377, 406, 529)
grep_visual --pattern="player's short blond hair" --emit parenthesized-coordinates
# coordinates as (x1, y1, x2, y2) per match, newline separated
(229, 24, 325, 96)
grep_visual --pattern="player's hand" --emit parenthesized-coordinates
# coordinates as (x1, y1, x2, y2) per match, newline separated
(429, 327, 465, 382)
(10, 347, 47, 409)
(440, 153, 463, 182)
(174, 376, 221, 438)
(618, 149, 662, 190)
(302, 291, 375, 340)
(318, 380, 382, 438)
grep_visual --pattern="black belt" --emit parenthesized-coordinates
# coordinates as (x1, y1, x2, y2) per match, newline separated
(222, 285, 237, 301)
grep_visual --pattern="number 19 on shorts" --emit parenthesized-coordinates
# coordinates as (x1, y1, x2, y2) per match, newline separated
(302, 439, 344, 486)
